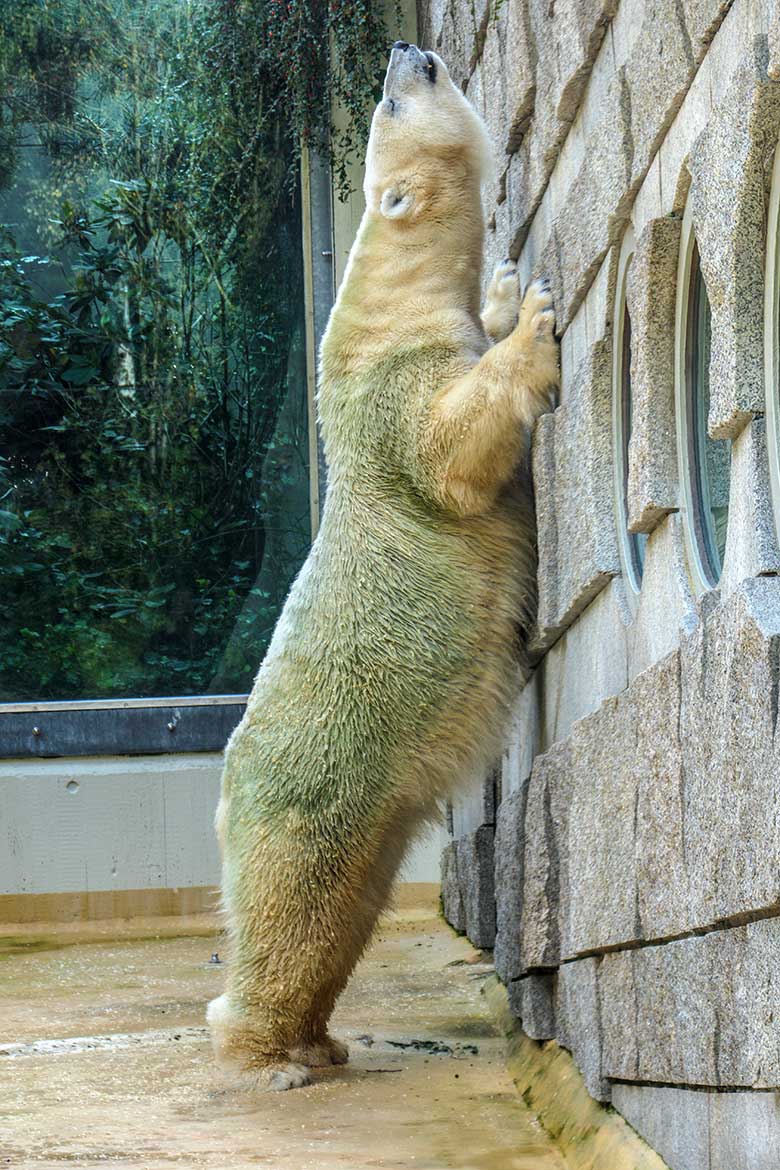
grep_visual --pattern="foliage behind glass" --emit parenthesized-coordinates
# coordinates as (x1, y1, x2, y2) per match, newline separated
(0, 0, 314, 700)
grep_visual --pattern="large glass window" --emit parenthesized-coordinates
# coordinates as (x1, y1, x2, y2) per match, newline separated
(0, 0, 312, 703)
(684, 244, 730, 587)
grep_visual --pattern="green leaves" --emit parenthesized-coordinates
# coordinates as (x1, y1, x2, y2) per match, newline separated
(0, 0, 320, 702)
(0, 509, 22, 531)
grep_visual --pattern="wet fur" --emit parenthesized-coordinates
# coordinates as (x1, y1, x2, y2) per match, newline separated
(208, 45, 559, 1091)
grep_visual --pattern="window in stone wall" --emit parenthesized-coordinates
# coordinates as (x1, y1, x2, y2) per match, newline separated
(619, 302, 647, 589)
(682, 243, 731, 589)
(612, 236, 646, 599)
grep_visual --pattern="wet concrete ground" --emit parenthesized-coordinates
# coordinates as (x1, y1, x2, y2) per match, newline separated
(0, 898, 569, 1170)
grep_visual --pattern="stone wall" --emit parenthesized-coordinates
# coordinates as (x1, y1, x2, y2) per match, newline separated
(424, 0, 780, 1165)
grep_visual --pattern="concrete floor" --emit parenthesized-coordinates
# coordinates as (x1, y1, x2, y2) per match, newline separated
(0, 898, 570, 1170)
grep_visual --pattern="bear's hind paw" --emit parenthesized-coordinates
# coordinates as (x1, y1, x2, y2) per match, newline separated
(229, 1061, 312, 1092)
(289, 1034, 349, 1067)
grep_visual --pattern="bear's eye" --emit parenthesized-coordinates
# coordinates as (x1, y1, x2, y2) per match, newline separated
(424, 53, 437, 83)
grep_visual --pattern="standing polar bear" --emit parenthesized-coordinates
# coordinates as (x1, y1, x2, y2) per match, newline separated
(207, 42, 558, 1090)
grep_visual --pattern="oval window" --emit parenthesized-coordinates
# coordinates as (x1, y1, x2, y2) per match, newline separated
(612, 232, 646, 601)
(684, 244, 730, 587)
(619, 303, 648, 588)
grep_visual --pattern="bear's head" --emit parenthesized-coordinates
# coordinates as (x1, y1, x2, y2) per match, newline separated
(364, 42, 492, 227)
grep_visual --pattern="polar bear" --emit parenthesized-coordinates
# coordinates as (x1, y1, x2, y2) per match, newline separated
(207, 41, 558, 1091)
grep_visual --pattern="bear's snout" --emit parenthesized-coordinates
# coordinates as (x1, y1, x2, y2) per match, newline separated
(385, 42, 437, 95)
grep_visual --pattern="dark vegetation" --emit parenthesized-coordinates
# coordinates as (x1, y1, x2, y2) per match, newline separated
(0, 0, 398, 700)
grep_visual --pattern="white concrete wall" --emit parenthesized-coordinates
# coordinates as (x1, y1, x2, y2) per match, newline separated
(0, 752, 444, 902)
(0, 753, 222, 896)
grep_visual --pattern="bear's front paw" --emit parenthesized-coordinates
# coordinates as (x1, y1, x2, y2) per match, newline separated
(482, 258, 522, 342)
(519, 277, 556, 340)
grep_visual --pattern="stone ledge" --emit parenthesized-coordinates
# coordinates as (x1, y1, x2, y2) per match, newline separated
(517, 577, 780, 967)
(613, 1082, 780, 1170)
(533, 340, 620, 639)
(690, 38, 780, 438)
(442, 825, 496, 948)
(718, 417, 780, 597)
(494, 784, 527, 983)
(625, 216, 682, 532)
(483, 974, 670, 1170)
(601, 918, 780, 1087)
(440, 840, 466, 934)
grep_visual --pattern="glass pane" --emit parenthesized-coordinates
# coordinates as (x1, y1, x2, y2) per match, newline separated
(0, 1, 311, 702)
(621, 304, 647, 584)
(688, 248, 730, 584)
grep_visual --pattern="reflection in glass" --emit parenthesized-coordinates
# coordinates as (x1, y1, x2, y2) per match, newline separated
(0, 1, 310, 701)
(621, 305, 647, 585)
(686, 246, 730, 586)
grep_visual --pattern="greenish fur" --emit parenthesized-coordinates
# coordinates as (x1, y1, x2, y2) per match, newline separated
(207, 45, 558, 1091)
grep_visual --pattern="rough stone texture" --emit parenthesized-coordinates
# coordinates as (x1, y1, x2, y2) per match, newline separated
(491, 0, 617, 259)
(528, 0, 616, 156)
(625, 216, 682, 532)
(422, 0, 780, 1148)
(513, 0, 734, 328)
(476, 2, 535, 165)
(508, 972, 556, 1040)
(417, 0, 448, 54)
(534, 340, 620, 639)
(555, 958, 608, 1101)
(501, 672, 541, 797)
(520, 737, 574, 971)
(617, 0, 734, 189)
(531, 411, 560, 641)
(440, 841, 466, 934)
(611, 1084, 712, 1170)
(708, 1090, 780, 1170)
(627, 516, 698, 682)
(519, 577, 780, 966)
(771, 1, 780, 80)
(631, 652, 688, 942)
(537, 582, 628, 749)
(451, 770, 496, 838)
(718, 417, 780, 597)
(682, 0, 734, 56)
(601, 919, 780, 1087)
(599, 949, 639, 1080)
(503, 0, 537, 152)
(493, 784, 527, 983)
(679, 578, 780, 935)
(434, 0, 487, 91)
(616, 1082, 780, 1170)
(566, 693, 638, 957)
(538, 75, 632, 331)
(690, 40, 780, 437)
(623, 0, 695, 189)
(455, 826, 496, 948)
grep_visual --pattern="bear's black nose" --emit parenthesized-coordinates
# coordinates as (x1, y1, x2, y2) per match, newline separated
(393, 41, 410, 51)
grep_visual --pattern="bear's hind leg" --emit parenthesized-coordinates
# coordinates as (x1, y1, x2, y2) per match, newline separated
(287, 973, 353, 1067)
(286, 840, 406, 1068)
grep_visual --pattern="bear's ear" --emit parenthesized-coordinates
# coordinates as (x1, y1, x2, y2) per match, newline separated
(379, 186, 415, 220)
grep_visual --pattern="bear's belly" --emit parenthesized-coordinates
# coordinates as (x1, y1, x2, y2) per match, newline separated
(225, 502, 526, 818)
